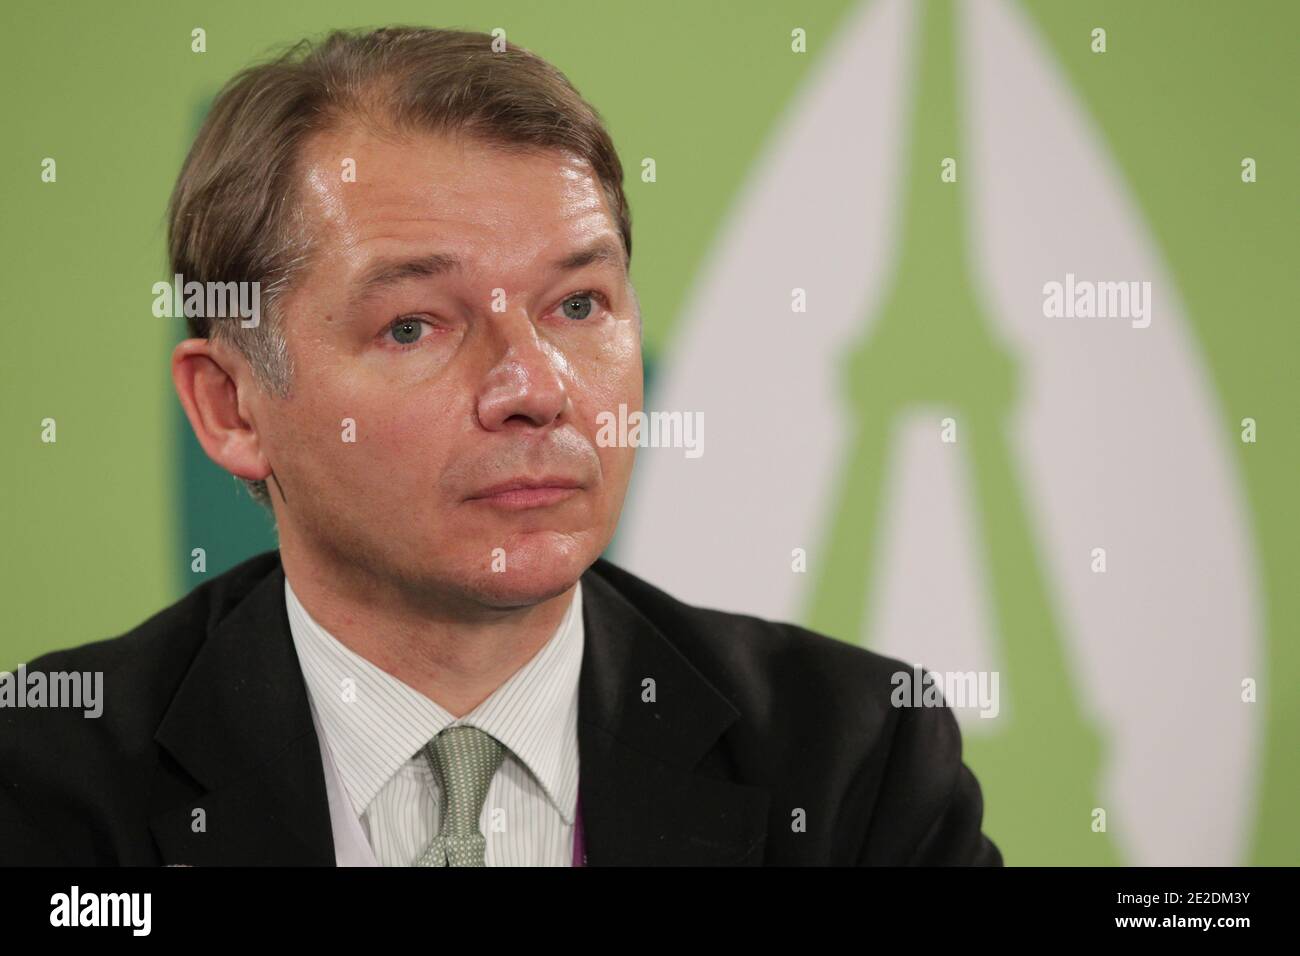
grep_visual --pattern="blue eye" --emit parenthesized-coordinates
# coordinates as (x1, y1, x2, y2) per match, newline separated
(388, 317, 427, 347)
(560, 292, 601, 321)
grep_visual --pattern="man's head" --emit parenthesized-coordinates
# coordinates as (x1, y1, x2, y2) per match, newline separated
(169, 27, 642, 609)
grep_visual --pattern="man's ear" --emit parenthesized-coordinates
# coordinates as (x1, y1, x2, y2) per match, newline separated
(171, 338, 272, 484)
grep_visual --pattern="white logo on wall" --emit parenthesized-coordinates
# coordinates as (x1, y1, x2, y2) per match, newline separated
(617, 0, 1260, 865)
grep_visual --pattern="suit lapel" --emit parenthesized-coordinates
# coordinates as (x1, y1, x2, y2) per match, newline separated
(577, 563, 770, 865)
(149, 558, 335, 865)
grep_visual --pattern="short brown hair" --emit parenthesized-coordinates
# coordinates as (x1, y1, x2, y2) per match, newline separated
(167, 26, 633, 507)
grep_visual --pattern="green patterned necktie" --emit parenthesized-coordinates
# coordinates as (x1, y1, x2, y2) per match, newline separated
(415, 725, 508, 867)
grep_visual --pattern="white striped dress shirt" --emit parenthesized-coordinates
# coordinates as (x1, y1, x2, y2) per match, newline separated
(284, 575, 584, 866)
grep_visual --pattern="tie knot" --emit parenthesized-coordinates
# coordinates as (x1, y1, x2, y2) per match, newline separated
(422, 725, 508, 836)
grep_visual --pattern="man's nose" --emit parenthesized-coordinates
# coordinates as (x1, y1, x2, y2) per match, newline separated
(475, 310, 570, 431)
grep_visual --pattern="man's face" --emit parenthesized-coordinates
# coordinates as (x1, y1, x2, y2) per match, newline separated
(248, 123, 642, 609)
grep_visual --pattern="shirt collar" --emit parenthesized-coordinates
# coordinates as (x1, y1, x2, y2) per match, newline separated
(285, 575, 583, 826)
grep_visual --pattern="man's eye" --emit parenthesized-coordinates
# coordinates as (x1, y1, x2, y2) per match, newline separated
(559, 291, 605, 321)
(387, 317, 429, 348)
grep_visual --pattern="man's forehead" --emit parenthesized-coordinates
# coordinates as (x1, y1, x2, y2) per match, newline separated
(295, 124, 617, 274)
(299, 124, 604, 221)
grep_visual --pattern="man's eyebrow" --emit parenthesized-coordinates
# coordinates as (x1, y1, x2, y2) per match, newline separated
(354, 252, 462, 301)
(550, 237, 627, 274)
(350, 237, 627, 306)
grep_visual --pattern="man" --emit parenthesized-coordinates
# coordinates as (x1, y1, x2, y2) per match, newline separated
(0, 26, 1000, 866)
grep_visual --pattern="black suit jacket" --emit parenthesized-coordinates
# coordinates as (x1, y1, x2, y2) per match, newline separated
(0, 550, 1001, 865)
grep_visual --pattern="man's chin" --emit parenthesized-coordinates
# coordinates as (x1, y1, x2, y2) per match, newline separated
(458, 532, 594, 609)
(467, 572, 578, 610)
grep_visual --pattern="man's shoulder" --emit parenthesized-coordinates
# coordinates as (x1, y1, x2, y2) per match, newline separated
(7, 549, 280, 688)
(0, 550, 282, 763)
(0, 551, 288, 863)
(585, 557, 914, 740)
(585, 558, 1002, 866)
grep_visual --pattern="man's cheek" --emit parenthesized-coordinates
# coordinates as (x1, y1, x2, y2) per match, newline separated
(597, 442, 635, 493)
(293, 416, 391, 497)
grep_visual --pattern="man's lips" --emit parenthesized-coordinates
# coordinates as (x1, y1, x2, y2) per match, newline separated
(467, 476, 585, 510)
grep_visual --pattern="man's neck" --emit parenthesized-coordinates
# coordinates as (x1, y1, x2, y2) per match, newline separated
(279, 545, 579, 718)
